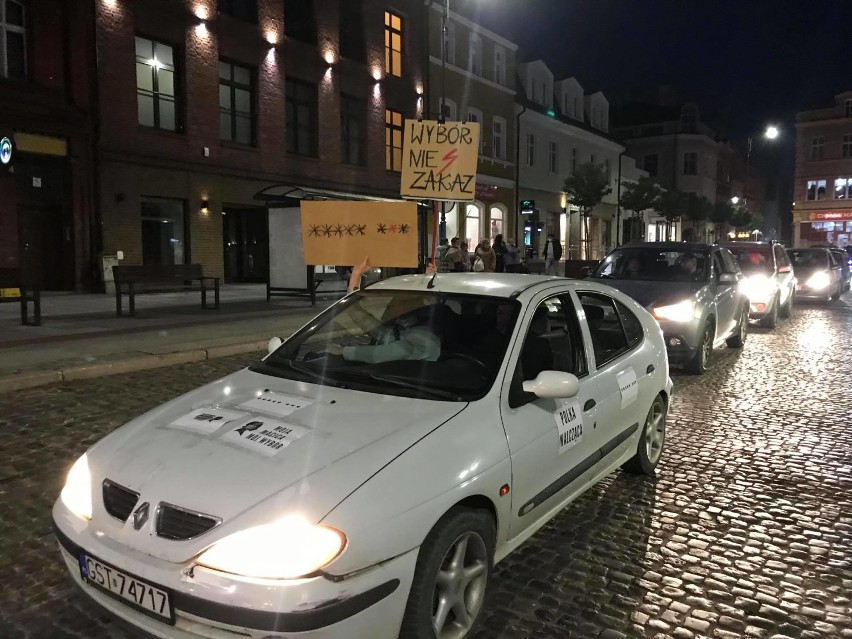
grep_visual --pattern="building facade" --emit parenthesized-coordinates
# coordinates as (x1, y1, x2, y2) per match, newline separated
(0, 0, 97, 291)
(516, 61, 645, 260)
(425, 2, 517, 250)
(792, 91, 852, 248)
(94, 0, 426, 285)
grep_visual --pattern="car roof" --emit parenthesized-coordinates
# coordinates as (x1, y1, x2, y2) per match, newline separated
(366, 273, 576, 299)
(615, 241, 716, 252)
(719, 241, 773, 248)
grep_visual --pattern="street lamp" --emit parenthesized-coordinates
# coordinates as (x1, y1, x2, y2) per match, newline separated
(747, 124, 781, 166)
(730, 196, 740, 205)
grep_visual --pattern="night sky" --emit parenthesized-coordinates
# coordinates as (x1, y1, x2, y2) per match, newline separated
(465, 0, 852, 139)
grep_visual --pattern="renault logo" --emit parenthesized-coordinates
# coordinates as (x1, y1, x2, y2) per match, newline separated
(132, 502, 150, 530)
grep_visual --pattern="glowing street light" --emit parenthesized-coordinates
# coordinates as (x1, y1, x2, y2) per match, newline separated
(764, 125, 779, 140)
(730, 196, 740, 205)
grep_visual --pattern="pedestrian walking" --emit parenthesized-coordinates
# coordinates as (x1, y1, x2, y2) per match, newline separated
(542, 232, 563, 276)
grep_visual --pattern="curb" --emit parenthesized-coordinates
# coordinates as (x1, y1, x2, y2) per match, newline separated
(0, 339, 268, 394)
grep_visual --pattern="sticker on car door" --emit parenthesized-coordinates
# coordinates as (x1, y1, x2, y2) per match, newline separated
(616, 368, 638, 408)
(554, 400, 583, 454)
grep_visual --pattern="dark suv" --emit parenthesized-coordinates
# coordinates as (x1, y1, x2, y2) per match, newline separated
(719, 241, 795, 328)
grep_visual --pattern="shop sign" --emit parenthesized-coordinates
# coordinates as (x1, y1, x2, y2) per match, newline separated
(808, 211, 852, 221)
(0, 137, 11, 165)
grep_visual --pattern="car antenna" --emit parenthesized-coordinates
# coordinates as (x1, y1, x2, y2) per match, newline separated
(427, 269, 437, 289)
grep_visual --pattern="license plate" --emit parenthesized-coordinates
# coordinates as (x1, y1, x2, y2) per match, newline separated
(79, 552, 174, 624)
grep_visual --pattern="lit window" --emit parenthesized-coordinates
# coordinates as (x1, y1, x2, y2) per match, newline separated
(526, 133, 535, 167)
(286, 78, 318, 157)
(549, 141, 558, 174)
(136, 37, 179, 131)
(683, 152, 697, 176)
(492, 117, 505, 160)
(806, 179, 826, 201)
(468, 33, 482, 76)
(811, 136, 824, 160)
(385, 109, 403, 171)
(834, 177, 851, 199)
(219, 61, 254, 145)
(384, 11, 403, 77)
(0, 0, 25, 80)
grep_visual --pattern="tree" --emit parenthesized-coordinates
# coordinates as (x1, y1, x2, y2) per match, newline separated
(683, 193, 711, 242)
(563, 162, 612, 258)
(729, 204, 753, 234)
(620, 177, 662, 242)
(654, 190, 687, 241)
(710, 200, 733, 242)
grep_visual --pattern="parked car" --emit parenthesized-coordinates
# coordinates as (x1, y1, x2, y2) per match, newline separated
(587, 242, 750, 374)
(53, 273, 672, 639)
(719, 241, 796, 328)
(829, 248, 851, 293)
(786, 247, 843, 302)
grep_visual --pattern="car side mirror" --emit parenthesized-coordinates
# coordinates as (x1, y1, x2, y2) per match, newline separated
(718, 272, 737, 284)
(778, 265, 791, 273)
(267, 336, 283, 355)
(522, 371, 580, 399)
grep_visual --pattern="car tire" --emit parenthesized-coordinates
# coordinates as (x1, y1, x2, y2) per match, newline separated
(831, 286, 841, 301)
(688, 321, 714, 374)
(726, 305, 748, 349)
(622, 393, 667, 475)
(758, 295, 779, 328)
(779, 289, 793, 318)
(399, 507, 494, 639)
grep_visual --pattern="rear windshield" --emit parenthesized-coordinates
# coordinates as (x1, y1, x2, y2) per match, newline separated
(724, 246, 773, 274)
(787, 249, 828, 269)
(591, 247, 709, 282)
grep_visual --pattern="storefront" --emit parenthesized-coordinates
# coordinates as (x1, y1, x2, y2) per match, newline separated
(794, 210, 852, 248)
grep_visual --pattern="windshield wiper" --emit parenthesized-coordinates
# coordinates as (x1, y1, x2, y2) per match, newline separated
(256, 359, 350, 388)
(365, 372, 461, 400)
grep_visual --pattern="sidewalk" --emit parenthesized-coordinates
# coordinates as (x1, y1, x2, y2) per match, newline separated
(0, 284, 337, 393)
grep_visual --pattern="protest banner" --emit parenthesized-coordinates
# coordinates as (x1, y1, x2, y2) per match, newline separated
(400, 119, 480, 201)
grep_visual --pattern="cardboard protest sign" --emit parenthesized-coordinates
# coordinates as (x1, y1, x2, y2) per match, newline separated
(301, 200, 418, 267)
(400, 120, 480, 201)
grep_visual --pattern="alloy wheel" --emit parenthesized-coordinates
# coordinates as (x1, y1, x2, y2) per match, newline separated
(644, 397, 666, 465)
(431, 531, 489, 639)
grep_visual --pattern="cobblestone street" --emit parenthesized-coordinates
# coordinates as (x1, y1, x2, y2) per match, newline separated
(1, 301, 850, 639)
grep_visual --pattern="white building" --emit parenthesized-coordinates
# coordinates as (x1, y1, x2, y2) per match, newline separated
(516, 61, 647, 260)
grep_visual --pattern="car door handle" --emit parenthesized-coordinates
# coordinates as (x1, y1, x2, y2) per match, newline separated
(646, 364, 655, 375)
(583, 399, 596, 411)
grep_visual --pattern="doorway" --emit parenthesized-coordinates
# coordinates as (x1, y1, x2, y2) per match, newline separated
(19, 204, 69, 289)
(223, 206, 268, 283)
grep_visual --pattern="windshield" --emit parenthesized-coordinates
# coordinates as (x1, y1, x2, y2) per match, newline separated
(254, 290, 520, 401)
(591, 247, 709, 282)
(787, 249, 828, 269)
(725, 246, 773, 274)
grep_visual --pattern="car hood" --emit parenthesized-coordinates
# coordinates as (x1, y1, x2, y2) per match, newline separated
(793, 265, 830, 279)
(86, 367, 466, 563)
(592, 279, 704, 308)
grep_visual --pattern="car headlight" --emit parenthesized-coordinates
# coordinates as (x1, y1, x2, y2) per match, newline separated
(652, 300, 697, 322)
(196, 516, 346, 579)
(60, 453, 92, 521)
(806, 271, 830, 290)
(742, 274, 775, 302)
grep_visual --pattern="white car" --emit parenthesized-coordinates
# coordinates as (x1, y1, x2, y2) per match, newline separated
(54, 274, 672, 639)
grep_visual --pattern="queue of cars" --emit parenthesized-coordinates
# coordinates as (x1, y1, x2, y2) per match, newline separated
(51, 239, 848, 639)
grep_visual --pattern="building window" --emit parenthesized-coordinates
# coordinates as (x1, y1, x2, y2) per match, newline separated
(843, 134, 852, 158)
(218, 0, 257, 22)
(468, 33, 482, 76)
(440, 98, 456, 122)
(135, 37, 178, 131)
(442, 20, 455, 65)
(549, 141, 558, 174)
(680, 104, 698, 133)
(141, 197, 187, 266)
(219, 61, 254, 145)
(571, 147, 577, 173)
(286, 78, 318, 156)
(604, 158, 611, 182)
(683, 151, 697, 176)
(465, 203, 480, 247)
(811, 136, 824, 160)
(384, 10, 403, 77)
(492, 116, 505, 159)
(493, 45, 505, 85)
(385, 108, 403, 171)
(806, 179, 827, 201)
(489, 205, 504, 238)
(644, 154, 659, 176)
(341, 94, 366, 165)
(835, 177, 852, 199)
(0, 0, 25, 80)
(846, 98, 852, 117)
(526, 133, 535, 167)
(339, 0, 366, 62)
(285, 0, 317, 44)
(574, 97, 582, 120)
(467, 108, 483, 153)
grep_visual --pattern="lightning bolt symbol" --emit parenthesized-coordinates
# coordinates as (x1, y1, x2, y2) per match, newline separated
(437, 148, 459, 176)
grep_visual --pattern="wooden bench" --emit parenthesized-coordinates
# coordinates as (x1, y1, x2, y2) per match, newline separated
(113, 264, 220, 317)
(0, 268, 41, 326)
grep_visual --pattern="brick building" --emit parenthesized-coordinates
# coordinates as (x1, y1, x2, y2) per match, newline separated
(95, 0, 426, 285)
(792, 91, 852, 248)
(0, 0, 97, 290)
